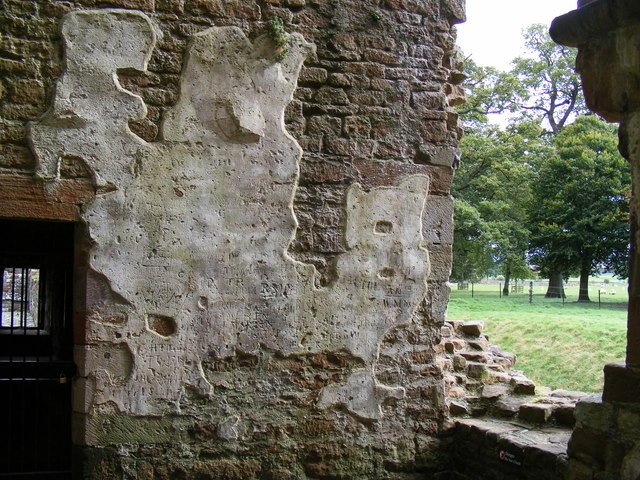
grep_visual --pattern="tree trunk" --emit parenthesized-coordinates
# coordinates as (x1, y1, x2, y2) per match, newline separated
(545, 272, 566, 298)
(578, 263, 591, 302)
(502, 266, 511, 297)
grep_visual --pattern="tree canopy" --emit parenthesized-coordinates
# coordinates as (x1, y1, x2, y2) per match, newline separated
(453, 24, 630, 299)
(511, 24, 587, 132)
(529, 115, 630, 300)
(452, 122, 550, 292)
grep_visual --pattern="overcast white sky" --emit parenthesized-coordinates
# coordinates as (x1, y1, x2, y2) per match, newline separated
(456, 0, 580, 70)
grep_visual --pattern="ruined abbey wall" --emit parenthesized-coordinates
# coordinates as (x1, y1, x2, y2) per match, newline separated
(1, 0, 465, 477)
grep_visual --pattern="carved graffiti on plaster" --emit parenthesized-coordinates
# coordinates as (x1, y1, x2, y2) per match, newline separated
(29, 9, 431, 421)
(309, 176, 429, 417)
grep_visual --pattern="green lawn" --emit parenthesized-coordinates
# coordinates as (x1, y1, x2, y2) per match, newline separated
(446, 282, 627, 392)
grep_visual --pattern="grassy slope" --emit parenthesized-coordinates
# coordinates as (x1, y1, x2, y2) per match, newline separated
(446, 284, 627, 392)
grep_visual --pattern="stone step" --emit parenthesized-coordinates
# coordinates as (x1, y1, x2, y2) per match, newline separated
(450, 418, 570, 480)
(453, 389, 588, 428)
(517, 390, 590, 427)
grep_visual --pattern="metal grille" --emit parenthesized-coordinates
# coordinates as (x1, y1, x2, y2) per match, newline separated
(0, 220, 75, 479)
(2, 267, 41, 330)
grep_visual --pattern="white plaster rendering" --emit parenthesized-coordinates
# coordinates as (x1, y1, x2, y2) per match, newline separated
(30, 9, 157, 189)
(302, 177, 430, 417)
(30, 9, 432, 422)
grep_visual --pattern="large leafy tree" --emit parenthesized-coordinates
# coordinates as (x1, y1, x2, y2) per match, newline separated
(452, 121, 549, 292)
(511, 24, 587, 133)
(459, 25, 586, 134)
(454, 24, 593, 296)
(451, 200, 491, 283)
(529, 115, 630, 301)
(510, 24, 589, 296)
(455, 59, 523, 132)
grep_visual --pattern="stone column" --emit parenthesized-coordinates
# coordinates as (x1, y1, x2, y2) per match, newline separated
(551, 0, 640, 401)
(602, 113, 640, 400)
(551, 5, 640, 478)
(620, 114, 640, 367)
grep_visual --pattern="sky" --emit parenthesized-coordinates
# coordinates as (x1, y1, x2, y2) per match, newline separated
(456, 0, 580, 71)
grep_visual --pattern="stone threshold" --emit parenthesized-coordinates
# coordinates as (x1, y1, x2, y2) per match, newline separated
(443, 418, 570, 480)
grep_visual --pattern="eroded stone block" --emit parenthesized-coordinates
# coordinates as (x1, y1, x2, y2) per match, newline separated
(519, 403, 554, 424)
(422, 194, 454, 245)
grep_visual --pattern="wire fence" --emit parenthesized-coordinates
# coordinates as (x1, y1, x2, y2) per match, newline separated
(453, 280, 628, 308)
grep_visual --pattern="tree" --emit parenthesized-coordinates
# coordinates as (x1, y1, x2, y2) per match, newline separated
(509, 25, 590, 296)
(452, 121, 549, 291)
(451, 200, 491, 283)
(459, 25, 586, 134)
(455, 58, 524, 132)
(528, 115, 630, 301)
(454, 25, 592, 293)
(511, 24, 588, 134)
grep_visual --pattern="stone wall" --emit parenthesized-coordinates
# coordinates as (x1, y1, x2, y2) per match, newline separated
(1, 0, 465, 478)
(446, 418, 569, 480)
(550, 1, 640, 479)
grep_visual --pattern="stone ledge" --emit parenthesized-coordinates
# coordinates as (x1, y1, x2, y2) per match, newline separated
(455, 418, 571, 453)
(450, 418, 570, 480)
(550, 0, 640, 47)
(603, 362, 640, 403)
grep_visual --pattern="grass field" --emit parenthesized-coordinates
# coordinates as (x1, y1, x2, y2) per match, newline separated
(446, 282, 628, 392)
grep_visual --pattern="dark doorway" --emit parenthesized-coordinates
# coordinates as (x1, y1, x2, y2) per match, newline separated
(0, 220, 75, 479)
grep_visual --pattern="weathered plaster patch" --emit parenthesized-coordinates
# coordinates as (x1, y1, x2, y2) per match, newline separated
(30, 9, 156, 189)
(30, 9, 431, 421)
(300, 177, 430, 417)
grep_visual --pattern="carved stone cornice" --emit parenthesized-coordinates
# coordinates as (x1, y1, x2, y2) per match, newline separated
(550, 0, 640, 47)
